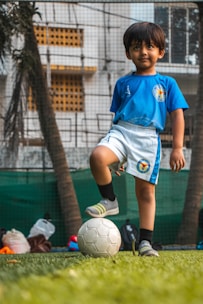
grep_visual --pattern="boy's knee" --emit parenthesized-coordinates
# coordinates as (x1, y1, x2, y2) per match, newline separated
(139, 190, 154, 203)
(136, 181, 155, 202)
(90, 147, 105, 165)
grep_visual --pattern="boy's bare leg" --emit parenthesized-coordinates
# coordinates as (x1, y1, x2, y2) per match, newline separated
(90, 146, 119, 185)
(135, 177, 156, 231)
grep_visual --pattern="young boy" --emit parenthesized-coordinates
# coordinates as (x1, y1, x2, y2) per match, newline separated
(85, 22, 189, 256)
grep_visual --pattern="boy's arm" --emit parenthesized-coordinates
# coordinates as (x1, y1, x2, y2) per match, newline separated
(169, 109, 186, 172)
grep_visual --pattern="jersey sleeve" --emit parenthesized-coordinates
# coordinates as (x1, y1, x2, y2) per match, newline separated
(167, 77, 189, 113)
(110, 80, 121, 113)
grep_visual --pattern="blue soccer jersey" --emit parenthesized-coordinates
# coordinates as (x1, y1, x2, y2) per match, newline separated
(110, 73, 189, 132)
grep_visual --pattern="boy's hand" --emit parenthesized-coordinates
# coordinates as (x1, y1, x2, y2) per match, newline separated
(114, 165, 125, 176)
(169, 148, 185, 172)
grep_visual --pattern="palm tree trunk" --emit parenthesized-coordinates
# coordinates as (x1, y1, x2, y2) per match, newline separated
(22, 3, 82, 239)
(176, 3, 203, 244)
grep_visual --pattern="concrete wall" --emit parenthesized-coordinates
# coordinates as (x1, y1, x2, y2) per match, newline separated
(0, 146, 191, 171)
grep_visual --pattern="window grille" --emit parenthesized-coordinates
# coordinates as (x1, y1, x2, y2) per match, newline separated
(34, 26, 84, 47)
(28, 74, 84, 112)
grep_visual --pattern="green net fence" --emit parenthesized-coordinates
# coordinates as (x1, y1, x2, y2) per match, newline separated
(0, 169, 201, 246)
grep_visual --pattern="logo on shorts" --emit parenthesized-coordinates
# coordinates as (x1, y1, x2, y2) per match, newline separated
(137, 159, 150, 173)
(152, 84, 166, 102)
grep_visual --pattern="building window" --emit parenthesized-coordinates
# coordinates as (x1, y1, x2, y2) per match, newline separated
(28, 74, 84, 112)
(34, 26, 84, 47)
(155, 4, 199, 65)
(29, 26, 86, 112)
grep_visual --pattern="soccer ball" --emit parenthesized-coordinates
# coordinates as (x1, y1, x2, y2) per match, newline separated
(77, 218, 121, 258)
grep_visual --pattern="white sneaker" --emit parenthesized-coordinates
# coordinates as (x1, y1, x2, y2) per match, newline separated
(85, 198, 119, 218)
(138, 240, 159, 257)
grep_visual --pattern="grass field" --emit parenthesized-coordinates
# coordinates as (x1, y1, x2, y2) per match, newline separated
(0, 250, 203, 304)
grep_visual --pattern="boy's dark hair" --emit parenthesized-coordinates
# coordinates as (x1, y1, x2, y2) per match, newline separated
(123, 22, 165, 52)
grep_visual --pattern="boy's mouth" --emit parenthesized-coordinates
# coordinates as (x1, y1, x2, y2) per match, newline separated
(139, 58, 149, 62)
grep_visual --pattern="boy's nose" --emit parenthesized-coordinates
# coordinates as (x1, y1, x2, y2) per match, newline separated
(140, 45, 148, 54)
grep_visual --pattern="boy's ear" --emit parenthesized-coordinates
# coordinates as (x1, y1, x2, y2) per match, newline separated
(126, 51, 131, 60)
(158, 49, 165, 59)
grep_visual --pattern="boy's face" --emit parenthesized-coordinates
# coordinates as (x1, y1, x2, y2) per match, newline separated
(126, 40, 165, 75)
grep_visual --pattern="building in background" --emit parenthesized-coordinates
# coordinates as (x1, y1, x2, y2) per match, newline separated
(0, 2, 197, 169)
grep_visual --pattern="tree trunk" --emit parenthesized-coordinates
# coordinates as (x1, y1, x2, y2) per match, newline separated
(176, 3, 203, 244)
(23, 3, 82, 239)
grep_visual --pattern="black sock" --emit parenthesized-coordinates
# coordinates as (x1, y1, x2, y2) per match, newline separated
(139, 229, 153, 244)
(98, 182, 116, 201)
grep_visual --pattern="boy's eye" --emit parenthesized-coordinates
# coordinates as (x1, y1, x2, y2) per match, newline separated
(132, 43, 155, 50)
(147, 44, 154, 49)
(133, 44, 141, 50)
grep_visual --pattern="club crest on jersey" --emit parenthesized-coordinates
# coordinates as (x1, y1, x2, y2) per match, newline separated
(137, 159, 150, 173)
(152, 84, 166, 102)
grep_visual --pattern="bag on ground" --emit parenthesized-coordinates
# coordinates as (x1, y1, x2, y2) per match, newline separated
(120, 219, 139, 250)
(2, 229, 30, 254)
(27, 234, 52, 253)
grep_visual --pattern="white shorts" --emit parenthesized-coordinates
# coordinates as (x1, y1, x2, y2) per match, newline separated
(97, 121, 161, 184)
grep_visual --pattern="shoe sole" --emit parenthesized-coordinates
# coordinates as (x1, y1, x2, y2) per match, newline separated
(85, 207, 119, 218)
(139, 250, 159, 257)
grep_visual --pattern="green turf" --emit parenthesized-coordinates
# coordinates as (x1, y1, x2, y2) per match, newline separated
(0, 251, 203, 303)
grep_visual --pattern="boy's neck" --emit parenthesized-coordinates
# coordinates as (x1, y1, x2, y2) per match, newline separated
(135, 67, 157, 76)
(134, 71, 157, 76)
